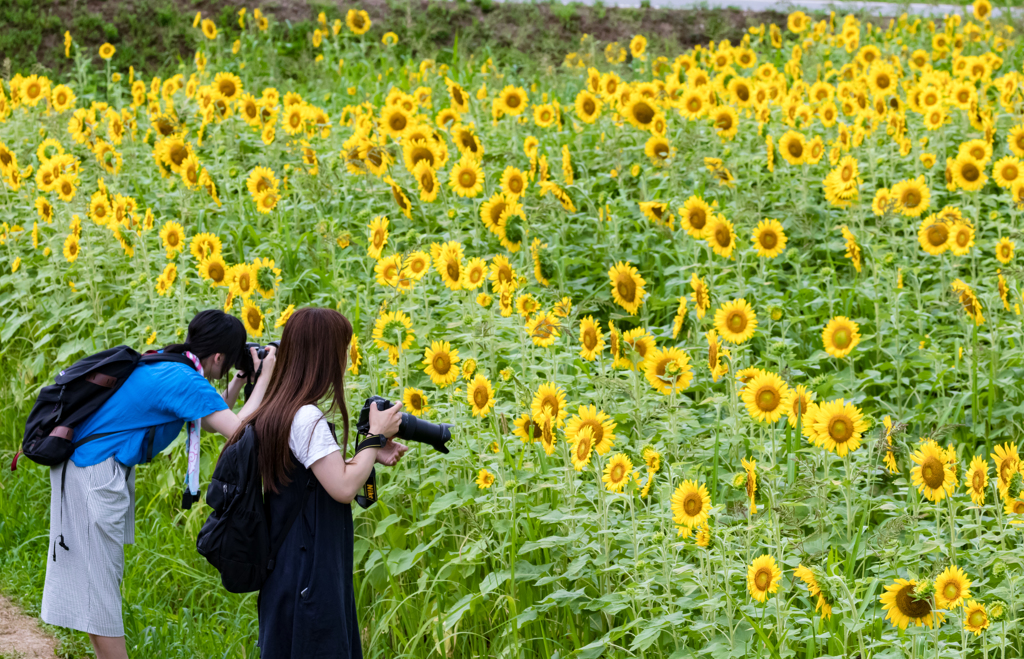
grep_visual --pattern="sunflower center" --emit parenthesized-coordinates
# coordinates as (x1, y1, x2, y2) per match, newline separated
(1003, 165, 1019, 181)
(876, 74, 890, 89)
(833, 328, 851, 348)
(410, 394, 423, 409)
(715, 226, 730, 247)
(209, 264, 225, 281)
(756, 387, 779, 411)
(633, 102, 655, 125)
(969, 610, 986, 627)
(446, 261, 460, 281)
(942, 583, 959, 600)
(506, 94, 521, 109)
(690, 209, 706, 229)
(895, 585, 933, 619)
(617, 278, 636, 302)
(610, 464, 625, 482)
(761, 231, 777, 249)
(902, 190, 921, 208)
(716, 114, 733, 130)
(972, 471, 984, 492)
(754, 569, 771, 590)
(727, 311, 746, 333)
(962, 163, 980, 182)
(921, 456, 945, 488)
(583, 329, 597, 350)
(829, 417, 852, 442)
(576, 438, 590, 460)
(957, 230, 969, 247)
(788, 142, 803, 158)
(474, 387, 489, 408)
(583, 99, 596, 114)
(459, 171, 476, 188)
(683, 493, 702, 516)
(927, 225, 948, 246)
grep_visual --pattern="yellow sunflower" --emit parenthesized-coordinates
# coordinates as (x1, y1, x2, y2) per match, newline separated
(751, 219, 787, 258)
(602, 453, 633, 493)
(778, 130, 806, 165)
(423, 340, 460, 386)
(966, 456, 988, 505)
(910, 439, 957, 502)
(821, 316, 860, 358)
(578, 316, 605, 361)
(569, 426, 595, 471)
(644, 347, 694, 395)
(450, 155, 484, 198)
(531, 381, 567, 427)
(367, 216, 389, 260)
(691, 273, 711, 319)
(608, 261, 646, 315)
(808, 399, 868, 456)
(747, 555, 781, 603)
(565, 404, 617, 456)
(372, 310, 415, 357)
(880, 579, 944, 630)
(963, 601, 989, 636)
(995, 237, 1015, 264)
(714, 298, 757, 344)
(741, 371, 790, 424)
(467, 374, 495, 417)
(934, 566, 971, 610)
(403, 388, 429, 417)
(241, 301, 264, 338)
(891, 175, 931, 217)
(917, 216, 950, 256)
(671, 480, 711, 529)
(794, 565, 832, 620)
(951, 154, 987, 192)
(706, 215, 737, 258)
(678, 195, 713, 239)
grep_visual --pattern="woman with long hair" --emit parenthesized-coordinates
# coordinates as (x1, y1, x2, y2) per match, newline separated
(221, 306, 409, 658)
(42, 309, 277, 659)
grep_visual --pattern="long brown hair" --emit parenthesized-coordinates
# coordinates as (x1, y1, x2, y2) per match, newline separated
(223, 307, 352, 493)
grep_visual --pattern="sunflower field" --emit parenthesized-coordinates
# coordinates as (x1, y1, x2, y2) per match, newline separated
(2, 1, 1024, 657)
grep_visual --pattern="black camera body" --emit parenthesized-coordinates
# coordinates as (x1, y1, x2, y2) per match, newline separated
(357, 395, 453, 453)
(238, 340, 279, 400)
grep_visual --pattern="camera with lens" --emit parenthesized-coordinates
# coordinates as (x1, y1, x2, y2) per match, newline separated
(236, 340, 279, 399)
(357, 395, 453, 454)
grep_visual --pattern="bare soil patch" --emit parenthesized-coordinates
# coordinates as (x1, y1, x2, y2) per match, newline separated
(0, 595, 57, 659)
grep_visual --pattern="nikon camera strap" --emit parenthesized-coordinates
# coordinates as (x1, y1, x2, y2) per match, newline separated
(351, 434, 384, 509)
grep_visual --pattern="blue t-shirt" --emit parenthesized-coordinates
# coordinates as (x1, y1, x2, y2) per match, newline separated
(70, 358, 229, 468)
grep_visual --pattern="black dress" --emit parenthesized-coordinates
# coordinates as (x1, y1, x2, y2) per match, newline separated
(257, 448, 363, 658)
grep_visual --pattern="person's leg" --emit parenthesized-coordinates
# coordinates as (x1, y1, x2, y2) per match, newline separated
(89, 634, 128, 659)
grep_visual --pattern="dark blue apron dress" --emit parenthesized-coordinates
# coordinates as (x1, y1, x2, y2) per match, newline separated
(257, 447, 362, 659)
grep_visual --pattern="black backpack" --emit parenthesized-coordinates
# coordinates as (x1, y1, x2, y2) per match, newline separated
(196, 424, 314, 593)
(14, 345, 197, 471)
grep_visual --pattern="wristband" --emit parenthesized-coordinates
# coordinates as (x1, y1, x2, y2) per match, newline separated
(353, 433, 388, 456)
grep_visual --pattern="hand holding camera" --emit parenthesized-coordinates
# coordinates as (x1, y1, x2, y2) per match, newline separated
(357, 395, 453, 454)
(237, 341, 279, 400)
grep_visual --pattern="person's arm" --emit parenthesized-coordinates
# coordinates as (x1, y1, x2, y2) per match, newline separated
(202, 346, 276, 437)
(222, 371, 247, 409)
(311, 401, 404, 504)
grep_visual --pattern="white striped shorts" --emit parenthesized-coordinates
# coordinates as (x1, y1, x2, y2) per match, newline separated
(41, 456, 136, 637)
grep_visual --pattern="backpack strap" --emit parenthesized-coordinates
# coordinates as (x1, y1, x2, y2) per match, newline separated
(138, 352, 200, 370)
(266, 474, 315, 572)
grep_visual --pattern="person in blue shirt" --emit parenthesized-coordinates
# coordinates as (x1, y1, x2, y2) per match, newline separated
(40, 309, 278, 659)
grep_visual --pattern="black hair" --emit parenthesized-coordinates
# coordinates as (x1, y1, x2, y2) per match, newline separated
(161, 309, 247, 374)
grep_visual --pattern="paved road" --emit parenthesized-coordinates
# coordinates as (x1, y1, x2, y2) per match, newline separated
(492, 0, 1023, 19)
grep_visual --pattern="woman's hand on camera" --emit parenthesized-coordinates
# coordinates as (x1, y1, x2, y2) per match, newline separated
(254, 345, 277, 382)
(375, 440, 408, 466)
(369, 401, 403, 438)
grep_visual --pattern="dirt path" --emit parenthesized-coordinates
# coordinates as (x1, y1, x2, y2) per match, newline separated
(0, 595, 58, 659)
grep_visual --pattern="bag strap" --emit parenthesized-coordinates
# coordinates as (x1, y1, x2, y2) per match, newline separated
(139, 352, 199, 370)
(266, 473, 315, 572)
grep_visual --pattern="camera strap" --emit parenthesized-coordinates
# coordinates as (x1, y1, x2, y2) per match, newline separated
(355, 466, 377, 509)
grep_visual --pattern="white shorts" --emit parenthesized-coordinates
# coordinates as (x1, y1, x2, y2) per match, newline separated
(40, 456, 136, 637)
